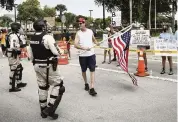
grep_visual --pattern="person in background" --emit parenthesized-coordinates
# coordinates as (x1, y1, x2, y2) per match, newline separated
(1, 29, 7, 57)
(19, 28, 30, 60)
(174, 27, 178, 48)
(159, 25, 174, 75)
(109, 25, 117, 62)
(63, 29, 71, 59)
(0, 30, 2, 49)
(102, 27, 112, 64)
(136, 25, 149, 71)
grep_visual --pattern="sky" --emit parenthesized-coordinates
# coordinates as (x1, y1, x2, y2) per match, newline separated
(0, 0, 177, 20)
(0, 0, 111, 18)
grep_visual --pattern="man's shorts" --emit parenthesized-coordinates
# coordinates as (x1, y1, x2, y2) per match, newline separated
(79, 54, 96, 72)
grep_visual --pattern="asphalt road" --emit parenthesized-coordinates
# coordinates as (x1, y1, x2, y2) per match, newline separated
(0, 47, 177, 122)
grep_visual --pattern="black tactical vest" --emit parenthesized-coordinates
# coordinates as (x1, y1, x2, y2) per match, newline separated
(30, 32, 55, 60)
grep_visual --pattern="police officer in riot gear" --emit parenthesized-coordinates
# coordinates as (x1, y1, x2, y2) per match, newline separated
(6, 22, 27, 92)
(28, 19, 65, 120)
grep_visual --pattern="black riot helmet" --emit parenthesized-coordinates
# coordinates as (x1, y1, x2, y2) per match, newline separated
(33, 19, 46, 32)
(11, 23, 21, 33)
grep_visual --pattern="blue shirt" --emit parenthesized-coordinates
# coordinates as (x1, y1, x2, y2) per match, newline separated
(159, 32, 175, 41)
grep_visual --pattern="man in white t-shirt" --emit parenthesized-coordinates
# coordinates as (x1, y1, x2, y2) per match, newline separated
(74, 18, 99, 96)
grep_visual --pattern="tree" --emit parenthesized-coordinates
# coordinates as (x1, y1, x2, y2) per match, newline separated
(94, 0, 172, 28)
(64, 12, 76, 29)
(0, 15, 13, 27)
(55, 4, 67, 32)
(17, 0, 43, 30)
(17, 0, 43, 21)
(43, 5, 56, 17)
(55, 4, 67, 18)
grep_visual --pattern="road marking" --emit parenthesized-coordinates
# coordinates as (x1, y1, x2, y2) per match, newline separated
(131, 63, 137, 66)
(69, 63, 177, 83)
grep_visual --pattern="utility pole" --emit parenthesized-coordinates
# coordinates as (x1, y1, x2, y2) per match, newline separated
(149, 0, 152, 29)
(129, 0, 132, 25)
(89, 10, 93, 19)
(103, 0, 106, 30)
(172, 0, 176, 32)
(155, 0, 156, 29)
(14, 4, 17, 23)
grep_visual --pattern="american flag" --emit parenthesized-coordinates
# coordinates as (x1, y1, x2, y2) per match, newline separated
(111, 29, 131, 72)
(111, 27, 138, 86)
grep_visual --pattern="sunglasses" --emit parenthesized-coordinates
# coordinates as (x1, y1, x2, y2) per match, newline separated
(79, 22, 85, 25)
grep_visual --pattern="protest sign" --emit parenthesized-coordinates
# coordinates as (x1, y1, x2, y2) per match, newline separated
(130, 30, 150, 45)
(111, 11, 121, 27)
(154, 38, 177, 56)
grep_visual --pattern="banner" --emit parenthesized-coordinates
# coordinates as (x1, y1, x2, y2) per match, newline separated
(154, 38, 177, 56)
(111, 11, 121, 27)
(99, 34, 109, 49)
(130, 30, 150, 45)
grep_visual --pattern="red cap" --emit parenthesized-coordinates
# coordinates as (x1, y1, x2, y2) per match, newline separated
(78, 18, 85, 23)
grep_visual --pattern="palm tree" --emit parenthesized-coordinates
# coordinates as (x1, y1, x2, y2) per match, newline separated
(55, 4, 67, 19)
(55, 4, 67, 33)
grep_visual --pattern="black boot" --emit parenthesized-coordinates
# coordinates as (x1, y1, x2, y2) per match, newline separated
(9, 87, 21, 92)
(42, 106, 59, 120)
(9, 78, 21, 92)
(41, 107, 47, 118)
(17, 83, 27, 88)
(168, 68, 173, 75)
(160, 68, 165, 74)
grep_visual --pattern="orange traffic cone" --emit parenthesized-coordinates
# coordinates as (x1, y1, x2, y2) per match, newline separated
(134, 49, 149, 77)
(58, 41, 69, 65)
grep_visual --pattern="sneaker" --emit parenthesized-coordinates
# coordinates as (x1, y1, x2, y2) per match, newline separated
(85, 83, 89, 91)
(160, 69, 165, 74)
(168, 71, 173, 75)
(17, 83, 27, 88)
(112, 58, 116, 61)
(89, 88, 97, 96)
(102, 61, 105, 64)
